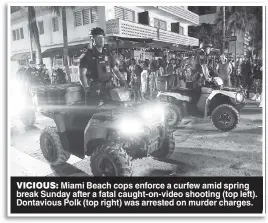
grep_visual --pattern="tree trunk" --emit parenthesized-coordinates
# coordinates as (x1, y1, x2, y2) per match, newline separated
(28, 6, 43, 65)
(29, 25, 33, 61)
(61, 7, 71, 83)
(222, 6, 226, 54)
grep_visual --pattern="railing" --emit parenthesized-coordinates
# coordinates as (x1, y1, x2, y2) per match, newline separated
(106, 19, 199, 46)
(159, 29, 199, 46)
(106, 19, 157, 39)
(157, 6, 199, 25)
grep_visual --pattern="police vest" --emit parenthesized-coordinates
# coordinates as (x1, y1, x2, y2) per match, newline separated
(86, 49, 113, 82)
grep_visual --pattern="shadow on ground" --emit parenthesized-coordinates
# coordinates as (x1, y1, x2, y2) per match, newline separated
(50, 162, 90, 176)
(152, 157, 198, 176)
(241, 107, 262, 115)
(233, 127, 262, 135)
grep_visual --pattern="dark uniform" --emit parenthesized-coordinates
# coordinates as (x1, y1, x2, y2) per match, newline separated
(40, 67, 51, 85)
(79, 46, 117, 105)
(15, 68, 26, 84)
(24, 67, 40, 86)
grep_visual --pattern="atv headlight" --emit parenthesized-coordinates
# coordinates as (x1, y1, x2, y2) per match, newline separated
(118, 118, 144, 135)
(236, 92, 244, 103)
(141, 103, 165, 122)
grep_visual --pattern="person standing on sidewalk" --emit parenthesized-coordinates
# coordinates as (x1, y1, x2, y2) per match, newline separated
(129, 59, 142, 103)
(216, 54, 233, 87)
(241, 54, 253, 99)
(149, 57, 159, 99)
(141, 61, 149, 101)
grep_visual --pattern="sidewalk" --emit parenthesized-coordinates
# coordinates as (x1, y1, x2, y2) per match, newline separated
(10, 146, 82, 177)
(10, 146, 53, 176)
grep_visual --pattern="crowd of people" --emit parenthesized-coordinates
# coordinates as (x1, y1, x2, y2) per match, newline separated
(15, 48, 262, 105)
(112, 53, 201, 102)
(15, 61, 68, 86)
(218, 53, 263, 103)
(111, 49, 263, 103)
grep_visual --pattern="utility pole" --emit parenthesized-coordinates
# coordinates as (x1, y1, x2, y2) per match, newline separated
(222, 6, 226, 54)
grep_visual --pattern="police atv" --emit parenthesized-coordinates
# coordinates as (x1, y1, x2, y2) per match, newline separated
(156, 65, 245, 132)
(37, 84, 174, 176)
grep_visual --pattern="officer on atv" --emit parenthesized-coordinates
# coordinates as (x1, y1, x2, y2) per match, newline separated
(79, 27, 127, 105)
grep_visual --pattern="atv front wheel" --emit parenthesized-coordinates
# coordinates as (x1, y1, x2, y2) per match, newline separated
(20, 109, 36, 127)
(211, 104, 239, 132)
(40, 127, 70, 166)
(90, 144, 132, 176)
(165, 104, 182, 128)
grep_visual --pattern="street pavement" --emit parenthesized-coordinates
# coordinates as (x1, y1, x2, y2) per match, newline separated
(9, 101, 263, 177)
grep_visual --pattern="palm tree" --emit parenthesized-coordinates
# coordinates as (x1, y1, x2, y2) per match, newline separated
(227, 7, 257, 35)
(20, 6, 76, 82)
(188, 24, 209, 43)
(214, 6, 258, 54)
(188, 23, 222, 49)
(27, 6, 43, 65)
(249, 7, 262, 58)
(45, 6, 74, 83)
(214, 7, 233, 34)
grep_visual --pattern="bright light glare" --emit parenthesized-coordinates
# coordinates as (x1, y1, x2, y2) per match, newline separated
(141, 104, 165, 121)
(118, 118, 144, 135)
(236, 93, 244, 102)
(10, 96, 26, 116)
(9, 79, 26, 116)
(11, 79, 21, 90)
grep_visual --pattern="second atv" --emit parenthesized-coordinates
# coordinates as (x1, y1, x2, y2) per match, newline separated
(156, 65, 245, 132)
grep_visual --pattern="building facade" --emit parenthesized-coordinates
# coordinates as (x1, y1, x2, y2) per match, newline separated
(10, 6, 199, 79)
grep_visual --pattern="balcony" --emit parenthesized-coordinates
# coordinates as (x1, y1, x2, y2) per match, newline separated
(138, 6, 199, 25)
(106, 19, 199, 46)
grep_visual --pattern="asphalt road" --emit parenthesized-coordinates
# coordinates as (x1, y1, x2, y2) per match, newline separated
(10, 101, 263, 177)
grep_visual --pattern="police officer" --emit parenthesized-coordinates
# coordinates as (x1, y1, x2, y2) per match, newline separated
(24, 61, 39, 86)
(16, 65, 26, 82)
(79, 27, 127, 105)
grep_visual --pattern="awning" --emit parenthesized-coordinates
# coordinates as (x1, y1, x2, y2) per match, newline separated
(106, 36, 154, 49)
(107, 36, 153, 44)
(114, 36, 153, 44)
(11, 52, 30, 61)
(178, 48, 221, 56)
(145, 40, 191, 52)
(42, 44, 86, 58)
(42, 47, 63, 58)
